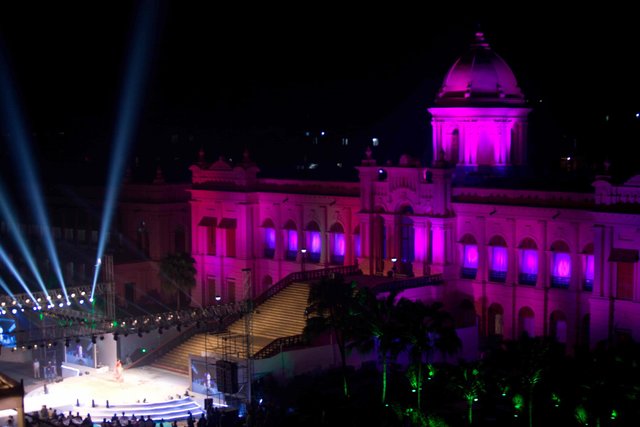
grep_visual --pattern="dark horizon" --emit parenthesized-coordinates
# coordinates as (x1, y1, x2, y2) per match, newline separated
(1, 4, 640, 184)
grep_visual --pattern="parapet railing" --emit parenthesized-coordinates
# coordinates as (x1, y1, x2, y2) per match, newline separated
(252, 334, 307, 360)
(372, 273, 444, 294)
(252, 264, 361, 308)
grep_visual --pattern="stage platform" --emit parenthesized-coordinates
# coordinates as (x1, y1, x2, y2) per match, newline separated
(22, 365, 226, 423)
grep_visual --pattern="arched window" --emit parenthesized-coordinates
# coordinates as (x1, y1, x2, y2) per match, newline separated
(460, 234, 478, 279)
(329, 223, 345, 265)
(262, 219, 276, 259)
(459, 299, 478, 328)
(488, 303, 504, 336)
(373, 213, 386, 274)
(283, 220, 298, 261)
(488, 235, 508, 283)
(451, 129, 460, 165)
(549, 311, 567, 344)
(305, 221, 322, 263)
(518, 306, 535, 338)
(518, 238, 538, 286)
(582, 243, 594, 291)
(398, 205, 414, 276)
(550, 241, 571, 289)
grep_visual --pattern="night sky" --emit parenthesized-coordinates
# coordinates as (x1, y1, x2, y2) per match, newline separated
(1, 3, 640, 183)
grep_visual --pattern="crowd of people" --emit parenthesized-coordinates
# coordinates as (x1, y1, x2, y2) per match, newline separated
(26, 408, 165, 427)
(26, 407, 95, 427)
(22, 406, 242, 427)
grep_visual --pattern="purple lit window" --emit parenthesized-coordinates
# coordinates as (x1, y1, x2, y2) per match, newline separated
(461, 244, 478, 279)
(584, 255, 594, 281)
(286, 229, 298, 260)
(264, 228, 275, 258)
(331, 233, 345, 265)
(354, 234, 361, 257)
(265, 228, 275, 249)
(463, 245, 479, 268)
(491, 246, 508, 272)
(583, 254, 594, 291)
(488, 246, 508, 282)
(308, 231, 321, 262)
(333, 233, 345, 256)
(288, 230, 298, 252)
(520, 249, 538, 274)
(519, 249, 538, 286)
(551, 252, 571, 288)
(552, 253, 571, 278)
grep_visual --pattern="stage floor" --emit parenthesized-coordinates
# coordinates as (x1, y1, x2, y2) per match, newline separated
(24, 365, 209, 416)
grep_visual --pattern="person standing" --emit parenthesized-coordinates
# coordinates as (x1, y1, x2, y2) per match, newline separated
(114, 359, 124, 383)
(45, 361, 54, 382)
(33, 358, 40, 379)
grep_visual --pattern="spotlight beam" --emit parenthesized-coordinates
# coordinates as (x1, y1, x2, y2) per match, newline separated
(0, 178, 50, 295)
(91, 0, 159, 300)
(0, 276, 18, 304)
(0, 44, 69, 304)
(0, 244, 37, 304)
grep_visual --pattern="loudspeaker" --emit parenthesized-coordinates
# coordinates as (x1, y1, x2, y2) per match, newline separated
(204, 398, 213, 410)
(215, 360, 238, 394)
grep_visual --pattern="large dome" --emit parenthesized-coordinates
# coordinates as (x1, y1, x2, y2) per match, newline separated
(435, 32, 525, 106)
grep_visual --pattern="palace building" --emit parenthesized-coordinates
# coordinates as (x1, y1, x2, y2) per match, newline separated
(182, 31, 640, 353)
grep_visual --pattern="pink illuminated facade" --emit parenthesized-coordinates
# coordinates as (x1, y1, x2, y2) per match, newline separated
(183, 32, 640, 353)
(71, 31, 638, 356)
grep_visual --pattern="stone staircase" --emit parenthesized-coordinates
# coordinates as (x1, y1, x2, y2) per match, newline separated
(152, 282, 310, 375)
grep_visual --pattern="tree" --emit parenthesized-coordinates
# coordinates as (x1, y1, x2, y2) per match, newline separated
(450, 361, 486, 425)
(395, 299, 461, 411)
(349, 288, 405, 404)
(492, 336, 554, 427)
(158, 252, 196, 310)
(304, 273, 359, 398)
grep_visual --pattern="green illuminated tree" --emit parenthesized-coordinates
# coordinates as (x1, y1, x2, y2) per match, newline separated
(497, 336, 555, 427)
(451, 361, 486, 425)
(158, 252, 196, 310)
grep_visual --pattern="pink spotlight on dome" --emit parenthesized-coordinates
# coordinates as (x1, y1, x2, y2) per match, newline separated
(435, 32, 525, 106)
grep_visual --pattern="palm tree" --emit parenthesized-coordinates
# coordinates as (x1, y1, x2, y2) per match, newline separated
(497, 335, 552, 427)
(349, 288, 405, 404)
(304, 273, 359, 398)
(451, 360, 486, 425)
(396, 299, 461, 411)
(158, 252, 196, 310)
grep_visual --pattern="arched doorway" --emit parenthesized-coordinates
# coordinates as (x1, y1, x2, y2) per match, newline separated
(487, 303, 504, 337)
(549, 310, 568, 344)
(398, 205, 414, 276)
(373, 211, 386, 274)
(518, 306, 535, 339)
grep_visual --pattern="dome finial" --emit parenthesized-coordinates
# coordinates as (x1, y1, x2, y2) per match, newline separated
(471, 30, 490, 49)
